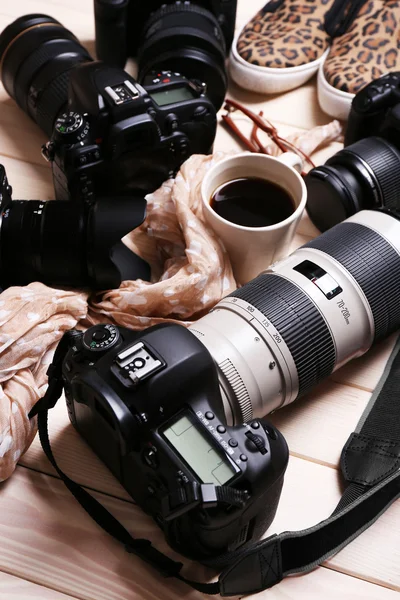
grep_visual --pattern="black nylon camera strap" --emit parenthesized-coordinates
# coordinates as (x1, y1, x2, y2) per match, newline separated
(29, 332, 400, 597)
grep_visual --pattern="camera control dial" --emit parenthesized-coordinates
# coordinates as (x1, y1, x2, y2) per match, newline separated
(55, 111, 90, 142)
(82, 324, 120, 353)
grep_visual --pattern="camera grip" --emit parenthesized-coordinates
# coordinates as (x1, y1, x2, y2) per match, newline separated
(94, 0, 129, 67)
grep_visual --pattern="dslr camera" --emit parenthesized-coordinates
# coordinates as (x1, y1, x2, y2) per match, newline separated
(0, 15, 217, 202)
(306, 72, 400, 231)
(94, 0, 237, 110)
(63, 323, 289, 563)
(61, 207, 400, 563)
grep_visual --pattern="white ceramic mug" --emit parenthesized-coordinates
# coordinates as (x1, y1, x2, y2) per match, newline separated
(201, 152, 307, 284)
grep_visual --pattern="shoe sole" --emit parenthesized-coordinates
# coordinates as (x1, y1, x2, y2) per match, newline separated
(229, 31, 330, 95)
(317, 65, 355, 120)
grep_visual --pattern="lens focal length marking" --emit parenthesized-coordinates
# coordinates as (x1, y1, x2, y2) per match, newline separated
(214, 297, 298, 409)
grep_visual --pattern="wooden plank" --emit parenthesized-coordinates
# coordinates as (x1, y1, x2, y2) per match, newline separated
(0, 457, 398, 599)
(0, 571, 78, 599)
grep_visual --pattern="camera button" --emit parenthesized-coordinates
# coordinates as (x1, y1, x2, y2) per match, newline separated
(143, 447, 158, 469)
(251, 421, 260, 429)
(217, 425, 226, 433)
(205, 411, 214, 420)
(228, 438, 238, 447)
(194, 106, 208, 120)
(92, 330, 107, 342)
(240, 454, 248, 462)
(166, 114, 179, 134)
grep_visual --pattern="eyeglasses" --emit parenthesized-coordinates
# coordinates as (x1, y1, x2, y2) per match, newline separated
(221, 99, 316, 172)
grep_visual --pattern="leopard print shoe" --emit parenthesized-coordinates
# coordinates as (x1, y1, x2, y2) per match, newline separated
(229, 0, 335, 94)
(319, 0, 400, 120)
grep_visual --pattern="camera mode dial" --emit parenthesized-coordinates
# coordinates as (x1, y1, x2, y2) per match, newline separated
(82, 324, 120, 353)
(54, 111, 90, 143)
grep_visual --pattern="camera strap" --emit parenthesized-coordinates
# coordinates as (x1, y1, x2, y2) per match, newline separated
(29, 332, 400, 597)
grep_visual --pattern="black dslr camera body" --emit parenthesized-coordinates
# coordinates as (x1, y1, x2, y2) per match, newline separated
(42, 62, 217, 202)
(306, 72, 400, 232)
(0, 15, 217, 203)
(62, 323, 288, 563)
(94, 0, 237, 110)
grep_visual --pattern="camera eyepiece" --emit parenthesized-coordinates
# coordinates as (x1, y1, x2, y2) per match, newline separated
(0, 14, 92, 137)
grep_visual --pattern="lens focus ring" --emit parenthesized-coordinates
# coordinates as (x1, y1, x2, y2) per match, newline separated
(304, 221, 400, 341)
(229, 274, 336, 398)
(330, 138, 400, 212)
(33, 68, 75, 136)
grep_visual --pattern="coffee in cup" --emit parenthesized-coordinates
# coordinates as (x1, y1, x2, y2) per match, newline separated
(201, 152, 307, 284)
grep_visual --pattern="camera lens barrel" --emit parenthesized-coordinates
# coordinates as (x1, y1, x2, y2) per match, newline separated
(306, 137, 400, 232)
(0, 14, 92, 136)
(0, 193, 150, 290)
(0, 200, 87, 288)
(137, 3, 227, 110)
(189, 210, 400, 423)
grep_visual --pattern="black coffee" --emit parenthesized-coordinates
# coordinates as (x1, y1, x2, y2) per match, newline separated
(210, 177, 295, 227)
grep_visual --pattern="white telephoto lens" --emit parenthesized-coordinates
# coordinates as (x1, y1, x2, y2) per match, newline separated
(189, 210, 400, 424)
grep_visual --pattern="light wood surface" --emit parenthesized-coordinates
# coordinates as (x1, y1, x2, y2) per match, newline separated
(1, 0, 399, 599)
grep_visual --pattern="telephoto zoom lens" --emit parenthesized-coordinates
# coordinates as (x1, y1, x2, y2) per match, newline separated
(189, 209, 400, 425)
(0, 197, 149, 289)
(0, 14, 92, 137)
(305, 137, 400, 232)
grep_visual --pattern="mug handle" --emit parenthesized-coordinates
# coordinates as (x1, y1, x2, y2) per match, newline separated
(277, 152, 303, 173)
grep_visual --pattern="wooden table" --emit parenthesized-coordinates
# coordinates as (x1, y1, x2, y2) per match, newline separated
(0, 0, 399, 598)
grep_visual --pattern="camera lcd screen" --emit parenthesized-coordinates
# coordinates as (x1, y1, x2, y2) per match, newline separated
(149, 87, 196, 107)
(163, 414, 236, 485)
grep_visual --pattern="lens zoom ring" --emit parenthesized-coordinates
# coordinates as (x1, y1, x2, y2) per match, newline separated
(304, 222, 400, 341)
(34, 67, 73, 136)
(339, 138, 400, 211)
(229, 274, 336, 398)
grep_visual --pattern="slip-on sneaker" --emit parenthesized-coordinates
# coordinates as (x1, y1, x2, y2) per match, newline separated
(319, 0, 400, 120)
(229, 0, 335, 95)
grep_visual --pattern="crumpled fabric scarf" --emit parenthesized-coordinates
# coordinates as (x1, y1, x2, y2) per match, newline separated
(0, 152, 236, 482)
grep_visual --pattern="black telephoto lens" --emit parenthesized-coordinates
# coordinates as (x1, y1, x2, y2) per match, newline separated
(305, 137, 400, 231)
(137, 3, 227, 110)
(0, 196, 150, 290)
(0, 14, 92, 137)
